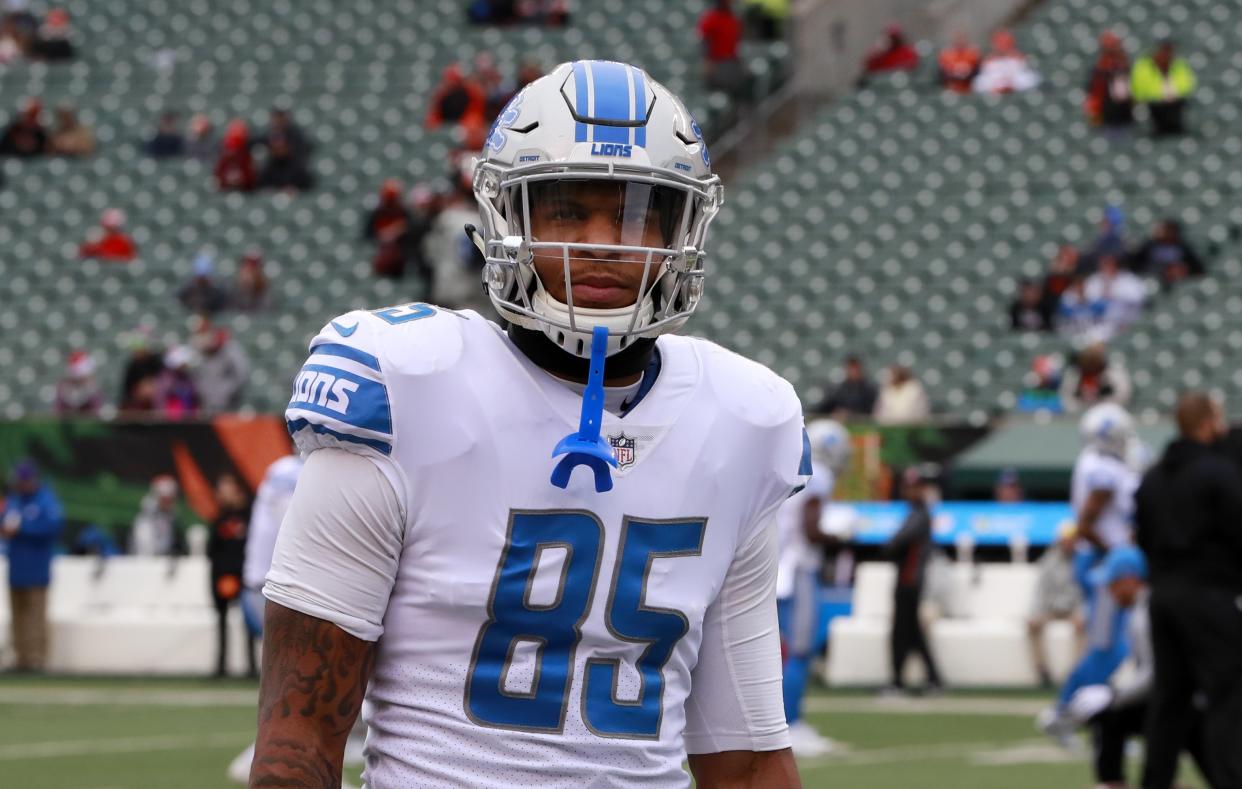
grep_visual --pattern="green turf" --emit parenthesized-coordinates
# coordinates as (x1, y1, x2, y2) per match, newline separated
(0, 677, 1208, 788)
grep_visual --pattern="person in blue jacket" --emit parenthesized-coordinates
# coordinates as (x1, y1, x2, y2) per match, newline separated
(1, 460, 64, 672)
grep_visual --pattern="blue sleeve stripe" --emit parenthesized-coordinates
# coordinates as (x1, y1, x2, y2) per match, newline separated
(287, 418, 393, 456)
(310, 342, 381, 372)
(798, 429, 813, 477)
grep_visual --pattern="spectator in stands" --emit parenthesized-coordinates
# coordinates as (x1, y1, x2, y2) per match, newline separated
(214, 120, 255, 192)
(3, 0, 37, 40)
(1082, 204, 1128, 272)
(1084, 253, 1146, 337)
(474, 53, 512, 123)
(1010, 277, 1053, 332)
(1017, 353, 1064, 414)
(466, 0, 515, 25)
(0, 15, 27, 64)
(259, 107, 311, 166)
(1130, 218, 1205, 290)
(118, 328, 164, 414)
(874, 365, 931, 425)
(256, 132, 314, 192)
(190, 317, 249, 414)
(47, 103, 93, 157)
(129, 475, 183, 556)
(1059, 342, 1131, 413)
(28, 7, 71, 61)
(1056, 276, 1104, 340)
(1131, 39, 1195, 136)
(208, 472, 256, 678)
(938, 33, 981, 93)
(742, 0, 788, 41)
(78, 208, 137, 262)
(864, 24, 920, 74)
(698, 0, 750, 100)
(425, 64, 487, 135)
(362, 177, 434, 285)
(994, 467, 1025, 503)
(53, 350, 102, 416)
(1028, 524, 1085, 688)
(1084, 31, 1133, 131)
(157, 345, 199, 419)
(177, 252, 228, 315)
(816, 355, 879, 419)
(972, 29, 1040, 94)
(1, 460, 63, 673)
(144, 111, 185, 158)
(0, 97, 48, 157)
(185, 113, 215, 161)
(1041, 244, 1080, 312)
(515, 59, 544, 92)
(231, 249, 269, 312)
(884, 465, 943, 695)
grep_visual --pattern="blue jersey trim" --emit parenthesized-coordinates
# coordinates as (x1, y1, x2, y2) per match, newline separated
(619, 348, 662, 418)
(311, 342, 381, 372)
(798, 429, 813, 476)
(286, 418, 393, 456)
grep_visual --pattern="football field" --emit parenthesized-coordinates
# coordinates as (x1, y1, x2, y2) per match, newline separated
(0, 677, 1207, 788)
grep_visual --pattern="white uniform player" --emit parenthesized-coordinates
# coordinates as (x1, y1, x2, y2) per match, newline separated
(254, 60, 805, 788)
(775, 418, 849, 757)
(1071, 403, 1140, 549)
(241, 454, 304, 632)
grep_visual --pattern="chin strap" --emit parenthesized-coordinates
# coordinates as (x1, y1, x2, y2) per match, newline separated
(550, 325, 618, 493)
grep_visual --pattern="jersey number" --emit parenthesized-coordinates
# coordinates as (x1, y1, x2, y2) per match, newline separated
(465, 510, 706, 739)
(373, 302, 436, 324)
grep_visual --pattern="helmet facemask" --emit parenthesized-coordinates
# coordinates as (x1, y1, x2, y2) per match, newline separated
(475, 161, 722, 358)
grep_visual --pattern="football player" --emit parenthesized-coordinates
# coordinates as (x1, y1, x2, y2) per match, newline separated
(776, 418, 850, 757)
(1040, 403, 1141, 745)
(250, 61, 806, 788)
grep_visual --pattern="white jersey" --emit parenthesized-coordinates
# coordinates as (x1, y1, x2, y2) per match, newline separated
(267, 304, 807, 787)
(776, 463, 833, 599)
(1070, 447, 1139, 548)
(242, 455, 303, 590)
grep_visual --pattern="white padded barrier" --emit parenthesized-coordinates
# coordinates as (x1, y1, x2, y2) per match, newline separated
(828, 561, 1085, 687)
(2, 556, 252, 675)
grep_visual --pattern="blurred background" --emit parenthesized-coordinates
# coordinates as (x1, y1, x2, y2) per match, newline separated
(0, 0, 1235, 785)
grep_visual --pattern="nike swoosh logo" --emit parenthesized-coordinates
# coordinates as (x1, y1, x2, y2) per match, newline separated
(330, 320, 358, 337)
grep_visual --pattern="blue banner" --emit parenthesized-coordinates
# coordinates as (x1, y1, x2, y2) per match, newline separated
(846, 502, 1074, 546)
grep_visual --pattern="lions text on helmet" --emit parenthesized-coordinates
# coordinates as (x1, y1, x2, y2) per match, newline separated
(472, 60, 723, 359)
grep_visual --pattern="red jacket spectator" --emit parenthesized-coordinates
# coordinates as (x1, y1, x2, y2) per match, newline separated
(698, 0, 742, 64)
(865, 25, 920, 73)
(214, 120, 256, 192)
(424, 65, 487, 132)
(938, 35, 981, 92)
(79, 209, 137, 261)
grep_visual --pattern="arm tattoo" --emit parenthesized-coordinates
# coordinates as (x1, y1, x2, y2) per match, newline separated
(250, 602, 377, 788)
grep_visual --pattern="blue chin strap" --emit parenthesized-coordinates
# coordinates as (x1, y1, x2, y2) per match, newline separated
(551, 325, 618, 493)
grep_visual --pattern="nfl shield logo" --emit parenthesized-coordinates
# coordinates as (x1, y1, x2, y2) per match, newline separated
(609, 433, 637, 469)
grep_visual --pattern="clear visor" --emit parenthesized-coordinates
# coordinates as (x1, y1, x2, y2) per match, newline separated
(511, 178, 690, 255)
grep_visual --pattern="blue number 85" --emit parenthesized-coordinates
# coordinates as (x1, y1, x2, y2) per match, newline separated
(465, 510, 706, 738)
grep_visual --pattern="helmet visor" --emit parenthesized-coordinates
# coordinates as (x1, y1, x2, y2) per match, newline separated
(517, 178, 689, 253)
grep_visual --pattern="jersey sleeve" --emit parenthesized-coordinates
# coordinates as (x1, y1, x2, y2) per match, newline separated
(286, 310, 396, 458)
(263, 448, 405, 642)
(1084, 456, 1123, 493)
(684, 513, 790, 754)
(284, 310, 409, 506)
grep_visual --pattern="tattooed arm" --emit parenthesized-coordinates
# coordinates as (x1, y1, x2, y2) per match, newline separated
(250, 602, 377, 788)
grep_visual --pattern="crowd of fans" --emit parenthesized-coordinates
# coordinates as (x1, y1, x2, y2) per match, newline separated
(815, 356, 931, 425)
(0, 3, 74, 65)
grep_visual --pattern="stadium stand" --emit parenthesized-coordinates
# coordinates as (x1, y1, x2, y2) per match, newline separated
(1, 0, 1239, 425)
(0, 0, 787, 417)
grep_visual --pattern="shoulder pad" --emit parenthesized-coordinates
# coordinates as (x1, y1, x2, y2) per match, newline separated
(285, 303, 467, 458)
(690, 338, 802, 428)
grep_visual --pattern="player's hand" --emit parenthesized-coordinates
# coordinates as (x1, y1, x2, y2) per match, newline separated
(1067, 684, 1114, 724)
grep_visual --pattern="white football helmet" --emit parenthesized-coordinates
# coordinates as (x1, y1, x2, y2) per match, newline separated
(472, 60, 724, 358)
(1079, 402, 1135, 458)
(805, 418, 852, 475)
